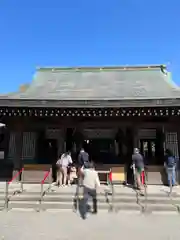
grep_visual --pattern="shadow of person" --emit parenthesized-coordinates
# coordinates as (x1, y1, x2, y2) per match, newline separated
(73, 197, 91, 220)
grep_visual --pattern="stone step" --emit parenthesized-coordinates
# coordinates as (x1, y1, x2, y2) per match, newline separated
(44, 196, 180, 205)
(0, 185, 178, 197)
(0, 200, 5, 209)
(1, 188, 177, 197)
(143, 204, 178, 212)
(11, 188, 177, 197)
(0, 194, 17, 201)
(2, 191, 179, 206)
(6, 201, 139, 211)
(6, 201, 179, 213)
(45, 191, 179, 198)
(0, 190, 20, 194)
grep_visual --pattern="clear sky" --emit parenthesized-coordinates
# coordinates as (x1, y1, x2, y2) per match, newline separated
(0, 0, 180, 93)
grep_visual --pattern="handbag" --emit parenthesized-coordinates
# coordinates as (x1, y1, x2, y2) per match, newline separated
(56, 159, 62, 168)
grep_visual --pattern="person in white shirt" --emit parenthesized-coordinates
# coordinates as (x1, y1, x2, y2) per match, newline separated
(80, 162, 100, 218)
(56, 151, 72, 186)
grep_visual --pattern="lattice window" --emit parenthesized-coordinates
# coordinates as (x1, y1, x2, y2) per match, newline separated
(22, 132, 37, 160)
(165, 132, 179, 158)
(8, 132, 17, 159)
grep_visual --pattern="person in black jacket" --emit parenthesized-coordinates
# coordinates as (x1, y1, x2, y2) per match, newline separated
(78, 148, 90, 168)
(77, 148, 90, 181)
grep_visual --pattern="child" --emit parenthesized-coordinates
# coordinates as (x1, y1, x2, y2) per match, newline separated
(67, 164, 77, 185)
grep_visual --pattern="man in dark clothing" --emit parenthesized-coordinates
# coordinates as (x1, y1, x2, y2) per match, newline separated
(78, 148, 90, 168)
(77, 148, 90, 184)
(132, 148, 145, 191)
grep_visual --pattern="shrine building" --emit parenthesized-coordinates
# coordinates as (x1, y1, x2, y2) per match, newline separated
(0, 65, 180, 184)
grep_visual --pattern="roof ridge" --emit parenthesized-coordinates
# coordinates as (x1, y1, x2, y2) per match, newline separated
(36, 64, 166, 71)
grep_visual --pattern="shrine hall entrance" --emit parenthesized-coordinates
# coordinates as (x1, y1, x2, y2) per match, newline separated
(140, 139, 155, 165)
(84, 139, 118, 165)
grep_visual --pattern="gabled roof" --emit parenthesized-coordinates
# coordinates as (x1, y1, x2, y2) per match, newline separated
(0, 65, 180, 108)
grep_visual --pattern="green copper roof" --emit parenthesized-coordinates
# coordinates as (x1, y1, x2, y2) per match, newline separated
(6, 65, 180, 100)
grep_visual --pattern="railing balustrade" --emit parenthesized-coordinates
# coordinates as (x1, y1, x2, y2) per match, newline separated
(4, 167, 24, 210)
(39, 169, 51, 211)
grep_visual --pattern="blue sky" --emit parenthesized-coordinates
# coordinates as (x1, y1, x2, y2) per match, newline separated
(0, 0, 180, 93)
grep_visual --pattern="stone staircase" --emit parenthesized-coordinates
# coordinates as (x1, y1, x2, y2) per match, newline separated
(0, 184, 180, 213)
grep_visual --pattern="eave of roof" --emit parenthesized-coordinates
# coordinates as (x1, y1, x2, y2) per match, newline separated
(36, 64, 164, 71)
(0, 97, 180, 108)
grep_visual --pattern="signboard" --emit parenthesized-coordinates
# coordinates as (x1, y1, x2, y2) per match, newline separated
(112, 172, 125, 182)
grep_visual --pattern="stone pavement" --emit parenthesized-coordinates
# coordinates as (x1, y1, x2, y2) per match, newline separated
(0, 211, 180, 240)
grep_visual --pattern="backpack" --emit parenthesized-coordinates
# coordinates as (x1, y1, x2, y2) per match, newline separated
(167, 156, 175, 168)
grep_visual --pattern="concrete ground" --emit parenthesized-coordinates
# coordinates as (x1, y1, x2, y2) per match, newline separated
(0, 211, 180, 240)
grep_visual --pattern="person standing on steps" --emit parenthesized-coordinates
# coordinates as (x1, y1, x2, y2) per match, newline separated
(78, 148, 90, 168)
(56, 151, 72, 186)
(132, 148, 145, 193)
(164, 149, 176, 187)
(77, 148, 90, 181)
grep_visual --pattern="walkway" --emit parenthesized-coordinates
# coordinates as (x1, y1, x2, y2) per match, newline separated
(0, 211, 180, 240)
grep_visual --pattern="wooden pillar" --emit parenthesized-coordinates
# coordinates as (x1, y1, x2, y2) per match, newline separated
(115, 129, 124, 159)
(74, 130, 84, 152)
(0, 126, 10, 161)
(125, 127, 134, 184)
(13, 126, 23, 171)
(0, 126, 13, 181)
(35, 129, 46, 164)
(10, 123, 23, 181)
(155, 127, 165, 165)
(133, 126, 139, 149)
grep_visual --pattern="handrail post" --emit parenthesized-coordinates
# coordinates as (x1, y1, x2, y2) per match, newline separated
(48, 168, 52, 190)
(132, 165, 139, 204)
(109, 169, 115, 212)
(20, 169, 24, 192)
(39, 170, 51, 212)
(76, 177, 80, 212)
(144, 169, 148, 212)
(8, 168, 24, 191)
(39, 182, 43, 211)
(4, 181, 9, 210)
(169, 168, 173, 198)
(111, 181, 115, 212)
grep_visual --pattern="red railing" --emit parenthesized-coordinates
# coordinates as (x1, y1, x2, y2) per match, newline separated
(41, 170, 50, 184)
(141, 171, 145, 185)
(8, 168, 24, 184)
(39, 170, 51, 210)
(4, 167, 24, 209)
(109, 170, 112, 183)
